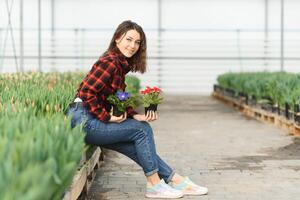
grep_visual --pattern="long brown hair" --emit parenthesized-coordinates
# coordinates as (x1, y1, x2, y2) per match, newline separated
(103, 20, 147, 74)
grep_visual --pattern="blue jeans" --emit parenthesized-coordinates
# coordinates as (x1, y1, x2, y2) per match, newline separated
(67, 102, 175, 183)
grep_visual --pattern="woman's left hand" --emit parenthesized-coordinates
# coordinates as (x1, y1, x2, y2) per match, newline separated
(133, 111, 158, 122)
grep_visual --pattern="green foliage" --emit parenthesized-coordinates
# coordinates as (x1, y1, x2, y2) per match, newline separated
(217, 71, 300, 107)
(0, 105, 84, 200)
(142, 92, 163, 108)
(0, 71, 140, 199)
(125, 75, 141, 95)
(0, 72, 84, 115)
(125, 75, 142, 108)
(107, 92, 136, 113)
(0, 72, 86, 199)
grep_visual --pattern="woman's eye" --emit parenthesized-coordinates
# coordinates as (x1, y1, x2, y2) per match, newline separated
(126, 38, 132, 41)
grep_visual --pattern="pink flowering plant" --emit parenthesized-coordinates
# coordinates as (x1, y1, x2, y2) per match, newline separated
(140, 86, 163, 113)
(107, 91, 135, 116)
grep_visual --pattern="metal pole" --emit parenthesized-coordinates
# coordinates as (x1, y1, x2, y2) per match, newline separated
(38, 0, 42, 72)
(157, 0, 162, 88)
(264, 0, 269, 70)
(51, 0, 55, 69)
(74, 29, 79, 68)
(20, 0, 24, 72)
(280, 0, 284, 71)
(236, 29, 243, 72)
(5, 0, 19, 72)
(0, 28, 2, 72)
(81, 29, 85, 68)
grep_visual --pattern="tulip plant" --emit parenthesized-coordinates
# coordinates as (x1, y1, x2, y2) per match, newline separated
(0, 72, 140, 199)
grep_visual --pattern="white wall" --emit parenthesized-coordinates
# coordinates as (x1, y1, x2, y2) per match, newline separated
(1, 0, 300, 94)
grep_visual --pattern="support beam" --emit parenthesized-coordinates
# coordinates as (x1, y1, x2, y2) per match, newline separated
(264, 0, 269, 69)
(51, 0, 55, 68)
(51, 0, 55, 35)
(38, 0, 42, 72)
(280, 0, 284, 71)
(20, 0, 24, 72)
(157, 0, 162, 88)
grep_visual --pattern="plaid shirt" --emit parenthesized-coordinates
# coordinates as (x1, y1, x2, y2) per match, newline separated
(75, 51, 137, 122)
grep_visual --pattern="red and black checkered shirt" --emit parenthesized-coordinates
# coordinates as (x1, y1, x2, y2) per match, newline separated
(75, 51, 137, 122)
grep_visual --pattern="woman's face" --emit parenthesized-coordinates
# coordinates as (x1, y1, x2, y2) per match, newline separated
(115, 29, 141, 58)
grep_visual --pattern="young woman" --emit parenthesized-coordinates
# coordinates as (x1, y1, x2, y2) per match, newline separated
(67, 20, 208, 199)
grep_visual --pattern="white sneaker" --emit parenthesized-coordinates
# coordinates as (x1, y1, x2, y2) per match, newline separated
(145, 179, 184, 199)
(170, 177, 208, 196)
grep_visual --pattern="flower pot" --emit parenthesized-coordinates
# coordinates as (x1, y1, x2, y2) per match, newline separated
(224, 88, 235, 98)
(112, 105, 124, 117)
(261, 103, 272, 112)
(285, 103, 290, 120)
(295, 113, 300, 125)
(249, 95, 257, 106)
(145, 104, 158, 114)
(238, 92, 248, 104)
(213, 84, 217, 92)
(294, 105, 300, 124)
(280, 108, 286, 117)
(271, 105, 278, 113)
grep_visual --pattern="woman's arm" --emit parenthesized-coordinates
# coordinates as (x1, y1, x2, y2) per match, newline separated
(79, 59, 117, 122)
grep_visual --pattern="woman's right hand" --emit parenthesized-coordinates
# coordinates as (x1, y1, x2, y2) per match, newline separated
(109, 112, 127, 123)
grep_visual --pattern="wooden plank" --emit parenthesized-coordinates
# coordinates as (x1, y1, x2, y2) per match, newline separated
(63, 147, 104, 200)
(293, 125, 300, 136)
(86, 169, 97, 194)
(63, 165, 87, 200)
(212, 91, 300, 137)
(86, 147, 101, 175)
(78, 152, 86, 167)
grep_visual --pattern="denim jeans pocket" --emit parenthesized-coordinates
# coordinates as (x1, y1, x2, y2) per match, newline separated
(67, 103, 88, 128)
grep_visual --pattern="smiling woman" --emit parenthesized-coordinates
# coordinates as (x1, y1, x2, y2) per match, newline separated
(66, 20, 208, 199)
(116, 30, 141, 57)
(104, 20, 147, 74)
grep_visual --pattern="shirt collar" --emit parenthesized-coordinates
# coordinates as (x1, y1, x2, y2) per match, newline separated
(109, 51, 131, 74)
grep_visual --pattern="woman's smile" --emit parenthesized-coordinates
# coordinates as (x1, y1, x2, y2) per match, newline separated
(116, 29, 141, 58)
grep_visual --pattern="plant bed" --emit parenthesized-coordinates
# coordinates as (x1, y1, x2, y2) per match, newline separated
(260, 103, 273, 112)
(271, 105, 279, 114)
(0, 73, 142, 199)
(63, 146, 104, 200)
(294, 113, 300, 126)
(212, 89, 300, 136)
(237, 92, 248, 104)
(279, 108, 286, 118)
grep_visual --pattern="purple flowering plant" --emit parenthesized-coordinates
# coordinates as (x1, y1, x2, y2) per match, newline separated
(116, 91, 130, 101)
(107, 91, 135, 116)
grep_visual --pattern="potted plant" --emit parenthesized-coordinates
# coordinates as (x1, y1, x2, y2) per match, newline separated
(294, 104, 300, 125)
(107, 91, 134, 117)
(140, 86, 163, 114)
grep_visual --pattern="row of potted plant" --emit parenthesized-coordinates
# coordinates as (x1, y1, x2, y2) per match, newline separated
(0, 72, 143, 199)
(215, 72, 300, 124)
(0, 72, 90, 199)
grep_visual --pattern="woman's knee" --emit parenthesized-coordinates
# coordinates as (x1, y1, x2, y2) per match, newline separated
(139, 122, 154, 138)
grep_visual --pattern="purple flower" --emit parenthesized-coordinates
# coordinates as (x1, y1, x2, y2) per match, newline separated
(116, 91, 130, 101)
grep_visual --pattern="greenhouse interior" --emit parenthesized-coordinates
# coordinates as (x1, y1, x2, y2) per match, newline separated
(1, 0, 300, 199)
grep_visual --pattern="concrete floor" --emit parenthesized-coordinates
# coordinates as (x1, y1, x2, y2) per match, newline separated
(87, 95, 300, 200)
